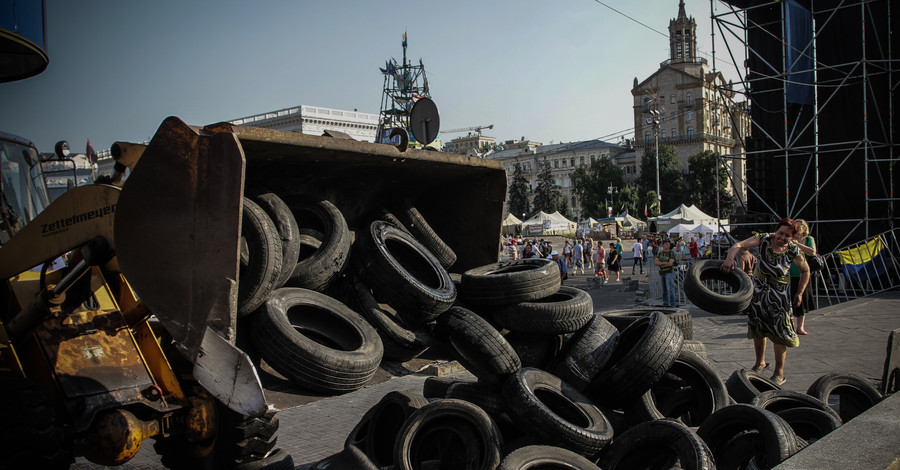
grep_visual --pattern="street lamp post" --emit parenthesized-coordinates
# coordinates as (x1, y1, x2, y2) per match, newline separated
(650, 109, 661, 214)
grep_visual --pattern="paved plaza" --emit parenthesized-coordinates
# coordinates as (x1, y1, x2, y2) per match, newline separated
(72, 273, 900, 469)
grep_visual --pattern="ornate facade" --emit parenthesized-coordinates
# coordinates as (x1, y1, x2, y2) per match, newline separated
(631, 0, 750, 204)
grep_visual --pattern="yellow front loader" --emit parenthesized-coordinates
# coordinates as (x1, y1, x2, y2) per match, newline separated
(0, 115, 507, 468)
(0, 119, 282, 468)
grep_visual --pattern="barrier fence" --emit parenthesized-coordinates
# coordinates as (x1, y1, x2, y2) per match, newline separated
(647, 229, 900, 309)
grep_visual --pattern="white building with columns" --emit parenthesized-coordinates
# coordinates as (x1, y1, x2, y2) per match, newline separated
(229, 105, 380, 142)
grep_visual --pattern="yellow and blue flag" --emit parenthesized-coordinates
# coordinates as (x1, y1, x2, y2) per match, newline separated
(839, 237, 887, 282)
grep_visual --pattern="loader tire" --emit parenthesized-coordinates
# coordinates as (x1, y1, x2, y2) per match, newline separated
(460, 258, 561, 307)
(354, 220, 456, 323)
(238, 197, 284, 317)
(252, 288, 383, 394)
(285, 197, 351, 292)
(252, 191, 301, 289)
(0, 369, 71, 469)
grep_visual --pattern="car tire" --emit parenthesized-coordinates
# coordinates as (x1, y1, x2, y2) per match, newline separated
(683, 260, 753, 315)
(251, 288, 383, 394)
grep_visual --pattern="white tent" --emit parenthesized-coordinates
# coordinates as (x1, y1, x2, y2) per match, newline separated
(668, 223, 698, 237)
(651, 204, 727, 233)
(501, 213, 523, 235)
(521, 211, 577, 235)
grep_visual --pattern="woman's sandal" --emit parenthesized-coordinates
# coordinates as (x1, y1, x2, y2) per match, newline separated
(770, 375, 787, 386)
(750, 363, 769, 372)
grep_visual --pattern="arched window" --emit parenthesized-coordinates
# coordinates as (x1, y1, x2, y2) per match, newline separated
(687, 127, 694, 139)
(686, 92, 694, 107)
(686, 110, 694, 122)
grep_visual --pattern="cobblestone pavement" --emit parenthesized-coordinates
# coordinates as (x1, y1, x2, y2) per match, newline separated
(72, 274, 899, 469)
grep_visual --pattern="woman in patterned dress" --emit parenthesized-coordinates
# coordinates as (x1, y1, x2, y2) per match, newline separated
(721, 218, 810, 384)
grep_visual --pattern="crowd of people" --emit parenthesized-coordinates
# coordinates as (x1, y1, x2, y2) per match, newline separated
(502, 219, 817, 386)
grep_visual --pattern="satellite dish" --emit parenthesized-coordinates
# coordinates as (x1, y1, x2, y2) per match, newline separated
(409, 97, 440, 146)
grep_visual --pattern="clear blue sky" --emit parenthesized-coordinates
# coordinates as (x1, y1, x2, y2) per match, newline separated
(0, 0, 744, 154)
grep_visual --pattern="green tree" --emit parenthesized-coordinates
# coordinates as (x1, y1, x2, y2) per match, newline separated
(507, 162, 531, 218)
(617, 186, 639, 216)
(531, 159, 566, 215)
(571, 156, 624, 219)
(686, 150, 734, 218)
(638, 144, 685, 213)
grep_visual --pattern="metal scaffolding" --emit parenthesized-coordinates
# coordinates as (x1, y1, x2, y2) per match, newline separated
(374, 33, 432, 146)
(706, 0, 896, 252)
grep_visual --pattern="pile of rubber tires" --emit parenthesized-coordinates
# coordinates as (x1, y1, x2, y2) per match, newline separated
(304, 293, 885, 470)
(237, 192, 461, 395)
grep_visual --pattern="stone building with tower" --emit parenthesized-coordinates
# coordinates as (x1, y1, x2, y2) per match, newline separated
(631, 0, 750, 206)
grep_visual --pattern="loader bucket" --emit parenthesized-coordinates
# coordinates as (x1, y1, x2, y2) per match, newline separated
(202, 121, 508, 271)
(113, 117, 506, 414)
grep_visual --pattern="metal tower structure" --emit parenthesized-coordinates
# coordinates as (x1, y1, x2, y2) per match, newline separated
(707, 0, 896, 252)
(375, 32, 433, 146)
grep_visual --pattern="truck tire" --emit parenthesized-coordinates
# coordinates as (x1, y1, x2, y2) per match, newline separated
(697, 404, 801, 469)
(499, 445, 601, 470)
(460, 258, 561, 307)
(435, 306, 521, 386)
(285, 197, 351, 292)
(251, 191, 301, 290)
(503, 368, 613, 457)
(493, 286, 594, 334)
(238, 197, 284, 317)
(597, 418, 715, 470)
(354, 220, 456, 322)
(385, 201, 458, 269)
(588, 311, 684, 408)
(252, 288, 383, 394)
(683, 260, 753, 315)
(393, 399, 503, 470)
(347, 277, 433, 362)
(601, 307, 694, 340)
(806, 372, 883, 422)
(725, 369, 783, 403)
(549, 314, 620, 391)
(0, 370, 71, 469)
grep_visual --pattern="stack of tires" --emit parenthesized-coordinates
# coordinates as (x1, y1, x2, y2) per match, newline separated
(238, 193, 460, 395)
(300, 247, 885, 469)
